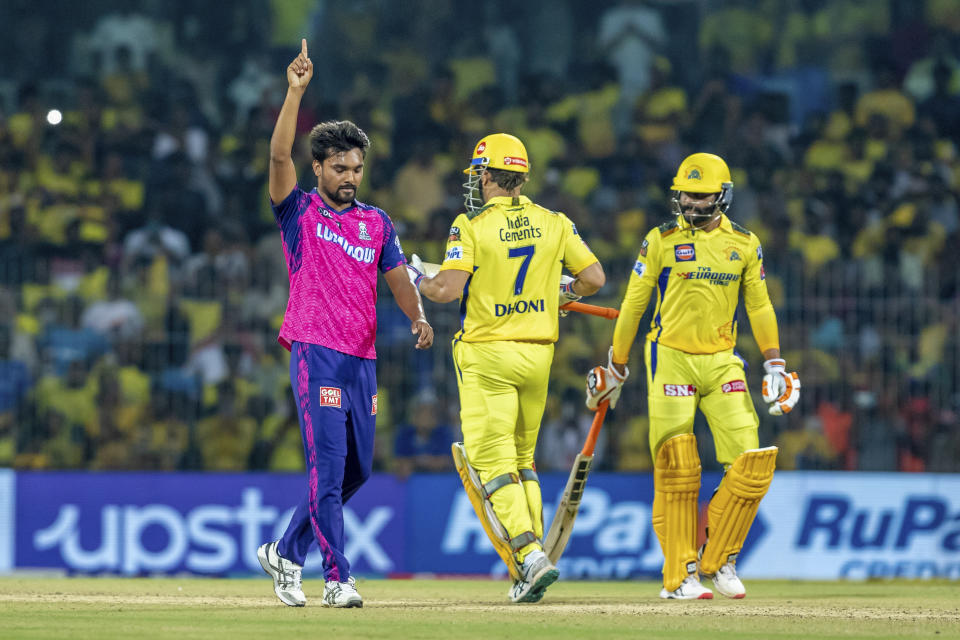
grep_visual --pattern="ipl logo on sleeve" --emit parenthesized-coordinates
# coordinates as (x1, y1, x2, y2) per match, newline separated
(633, 261, 646, 277)
(674, 244, 696, 262)
(445, 246, 463, 261)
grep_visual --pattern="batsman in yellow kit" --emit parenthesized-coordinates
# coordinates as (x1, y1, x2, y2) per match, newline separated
(585, 153, 800, 600)
(414, 133, 605, 603)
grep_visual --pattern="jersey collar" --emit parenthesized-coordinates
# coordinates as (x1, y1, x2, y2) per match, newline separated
(684, 213, 730, 235)
(485, 195, 531, 207)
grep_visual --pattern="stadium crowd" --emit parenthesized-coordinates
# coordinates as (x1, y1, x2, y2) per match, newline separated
(0, 0, 958, 474)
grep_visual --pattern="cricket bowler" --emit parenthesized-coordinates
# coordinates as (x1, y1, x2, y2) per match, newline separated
(256, 39, 433, 608)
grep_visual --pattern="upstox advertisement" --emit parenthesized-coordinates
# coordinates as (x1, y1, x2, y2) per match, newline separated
(0, 470, 957, 579)
(9, 472, 406, 576)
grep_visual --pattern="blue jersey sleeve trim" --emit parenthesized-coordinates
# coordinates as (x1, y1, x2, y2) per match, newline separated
(376, 208, 406, 273)
(271, 186, 302, 224)
(653, 267, 672, 343)
(273, 187, 306, 274)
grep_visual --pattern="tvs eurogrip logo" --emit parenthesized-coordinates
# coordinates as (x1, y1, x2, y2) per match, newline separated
(319, 386, 341, 408)
(503, 156, 528, 168)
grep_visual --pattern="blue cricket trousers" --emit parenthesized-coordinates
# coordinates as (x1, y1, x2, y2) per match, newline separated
(277, 342, 377, 582)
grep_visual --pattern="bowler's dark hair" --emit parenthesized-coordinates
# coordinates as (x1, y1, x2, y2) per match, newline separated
(486, 167, 528, 191)
(309, 120, 370, 162)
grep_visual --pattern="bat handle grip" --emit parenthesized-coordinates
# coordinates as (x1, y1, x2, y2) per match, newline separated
(560, 301, 620, 319)
(582, 401, 608, 456)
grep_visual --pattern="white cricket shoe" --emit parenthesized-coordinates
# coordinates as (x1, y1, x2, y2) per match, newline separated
(708, 562, 746, 599)
(509, 549, 559, 604)
(660, 575, 714, 600)
(257, 541, 305, 607)
(323, 576, 363, 608)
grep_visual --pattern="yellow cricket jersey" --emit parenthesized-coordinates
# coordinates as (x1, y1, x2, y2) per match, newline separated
(612, 215, 779, 362)
(440, 195, 598, 343)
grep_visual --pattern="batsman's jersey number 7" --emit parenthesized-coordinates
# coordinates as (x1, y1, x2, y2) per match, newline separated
(440, 195, 597, 344)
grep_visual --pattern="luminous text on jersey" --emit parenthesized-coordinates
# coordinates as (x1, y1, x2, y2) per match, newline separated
(500, 214, 543, 242)
(677, 266, 740, 286)
(317, 222, 376, 264)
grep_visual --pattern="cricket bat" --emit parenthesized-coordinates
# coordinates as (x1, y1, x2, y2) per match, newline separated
(543, 401, 609, 565)
(560, 301, 619, 319)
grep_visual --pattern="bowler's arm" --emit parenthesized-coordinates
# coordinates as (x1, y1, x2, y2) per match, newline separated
(269, 39, 313, 203)
(384, 267, 434, 349)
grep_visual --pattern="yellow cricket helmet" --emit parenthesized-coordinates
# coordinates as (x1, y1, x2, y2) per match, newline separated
(462, 133, 530, 213)
(672, 152, 731, 193)
(464, 133, 530, 174)
(670, 152, 733, 228)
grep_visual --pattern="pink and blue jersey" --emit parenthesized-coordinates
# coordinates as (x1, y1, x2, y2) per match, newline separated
(272, 186, 406, 358)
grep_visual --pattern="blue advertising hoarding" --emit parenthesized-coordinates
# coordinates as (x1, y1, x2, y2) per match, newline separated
(13, 472, 406, 576)
(1, 470, 958, 580)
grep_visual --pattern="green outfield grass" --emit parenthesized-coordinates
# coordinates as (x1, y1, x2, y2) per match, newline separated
(0, 577, 958, 640)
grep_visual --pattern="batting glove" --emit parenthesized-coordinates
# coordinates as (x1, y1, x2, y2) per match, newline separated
(406, 257, 424, 289)
(559, 275, 581, 317)
(762, 358, 801, 415)
(586, 347, 629, 410)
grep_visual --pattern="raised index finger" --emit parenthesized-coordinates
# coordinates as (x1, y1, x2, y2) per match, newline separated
(301, 39, 308, 57)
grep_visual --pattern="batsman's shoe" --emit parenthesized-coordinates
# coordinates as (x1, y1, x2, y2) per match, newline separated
(509, 549, 559, 603)
(257, 541, 305, 607)
(659, 575, 714, 600)
(707, 562, 746, 599)
(323, 576, 363, 608)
